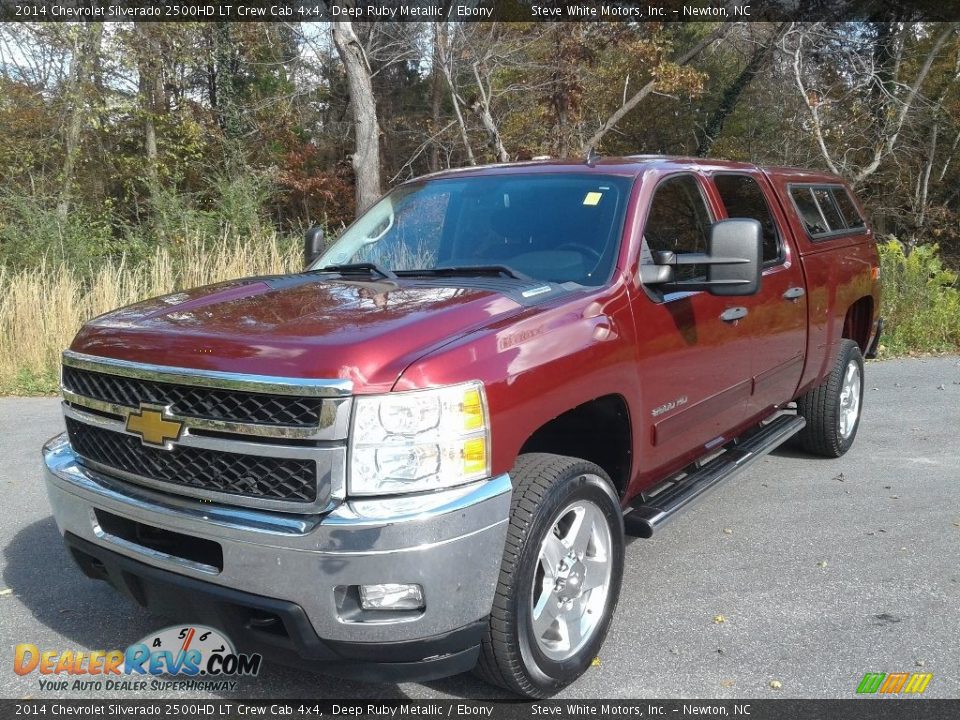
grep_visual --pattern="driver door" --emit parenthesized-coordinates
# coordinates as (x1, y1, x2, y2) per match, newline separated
(632, 173, 755, 479)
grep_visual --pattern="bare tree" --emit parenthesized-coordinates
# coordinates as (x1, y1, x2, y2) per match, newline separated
(788, 22, 959, 184)
(583, 25, 732, 155)
(57, 22, 102, 219)
(436, 22, 476, 165)
(330, 21, 382, 213)
(696, 23, 788, 156)
(133, 24, 162, 192)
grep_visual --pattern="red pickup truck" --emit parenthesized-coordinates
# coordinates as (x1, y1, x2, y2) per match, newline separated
(43, 156, 880, 697)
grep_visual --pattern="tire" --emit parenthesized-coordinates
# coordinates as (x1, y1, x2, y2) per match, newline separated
(796, 339, 865, 457)
(475, 453, 624, 697)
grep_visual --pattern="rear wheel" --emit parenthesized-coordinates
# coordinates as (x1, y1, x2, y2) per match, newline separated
(476, 453, 624, 697)
(796, 339, 864, 457)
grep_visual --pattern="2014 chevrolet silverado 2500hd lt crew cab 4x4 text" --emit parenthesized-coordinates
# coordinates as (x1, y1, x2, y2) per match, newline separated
(42, 156, 881, 697)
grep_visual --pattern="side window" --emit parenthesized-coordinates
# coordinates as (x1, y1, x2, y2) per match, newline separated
(714, 174, 781, 264)
(790, 187, 829, 235)
(791, 183, 867, 239)
(643, 175, 712, 281)
(812, 188, 845, 231)
(830, 187, 865, 229)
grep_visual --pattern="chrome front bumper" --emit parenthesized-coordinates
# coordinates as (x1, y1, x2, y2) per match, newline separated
(42, 433, 511, 645)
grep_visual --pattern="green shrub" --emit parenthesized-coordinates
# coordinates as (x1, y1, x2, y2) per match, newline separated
(878, 239, 960, 354)
(0, 191, 131, 270)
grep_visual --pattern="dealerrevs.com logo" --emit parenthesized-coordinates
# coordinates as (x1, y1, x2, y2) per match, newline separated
(14, 625, 262, 692)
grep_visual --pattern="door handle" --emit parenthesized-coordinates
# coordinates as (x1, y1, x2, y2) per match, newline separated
(783, 286, 806, 301)
(720, 306, 748, 323)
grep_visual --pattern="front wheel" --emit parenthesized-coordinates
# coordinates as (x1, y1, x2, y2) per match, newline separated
(475, 453, 624, 697)
(796, 339, 864, 457)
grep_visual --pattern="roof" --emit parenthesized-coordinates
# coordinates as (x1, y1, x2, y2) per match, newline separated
(413, 155, 846, 185)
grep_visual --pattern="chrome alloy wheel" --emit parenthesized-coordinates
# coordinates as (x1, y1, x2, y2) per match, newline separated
(838, 360, 861, 439)
(530, 495, 613, 662)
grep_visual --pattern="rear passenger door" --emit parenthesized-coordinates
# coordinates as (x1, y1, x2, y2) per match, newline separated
(710, 173, 807, 417)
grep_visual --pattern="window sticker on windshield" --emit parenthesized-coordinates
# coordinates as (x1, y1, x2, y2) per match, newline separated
(583, 191, 603, 206)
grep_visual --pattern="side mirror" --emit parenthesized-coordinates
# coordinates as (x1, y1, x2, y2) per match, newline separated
(705, 218, 762, 296)
(304, 226, 324, 267)
(644, 219, 762, 297)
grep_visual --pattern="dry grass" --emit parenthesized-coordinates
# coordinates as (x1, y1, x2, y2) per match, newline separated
(0, 233, 300, 394)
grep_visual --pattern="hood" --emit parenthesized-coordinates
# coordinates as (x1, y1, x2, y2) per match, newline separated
(70, 274, 531, 393)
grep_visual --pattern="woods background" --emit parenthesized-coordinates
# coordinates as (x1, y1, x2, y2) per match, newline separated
(0, 20, 959, 392)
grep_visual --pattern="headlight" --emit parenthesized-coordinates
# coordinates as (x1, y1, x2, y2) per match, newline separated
(349, 381, 490, 496)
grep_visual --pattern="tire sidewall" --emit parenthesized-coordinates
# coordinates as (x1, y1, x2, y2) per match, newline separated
(513, 470, 624, 692)
(832, 343, 864, 454)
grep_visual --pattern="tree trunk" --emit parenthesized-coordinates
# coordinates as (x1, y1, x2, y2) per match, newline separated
(437, 23, 476, 166)
(57, 22, 102, 219)
(135, 25, 160, 191)
(429, 23, 445, 172)
(472, 62, 509, 163)
(332, 20, 382, 214)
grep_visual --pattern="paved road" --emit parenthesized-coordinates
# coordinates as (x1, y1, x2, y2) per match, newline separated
(1, 356, 958, 700)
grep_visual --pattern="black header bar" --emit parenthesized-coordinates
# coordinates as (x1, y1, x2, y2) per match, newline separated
(1, 0, 957, 23)
(0, 700, 959, 720)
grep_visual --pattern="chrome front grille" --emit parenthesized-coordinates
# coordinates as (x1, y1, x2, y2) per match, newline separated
(62, 365, 323, 428)
(60, 350, 351, 513)
(66, 417, 318, 503)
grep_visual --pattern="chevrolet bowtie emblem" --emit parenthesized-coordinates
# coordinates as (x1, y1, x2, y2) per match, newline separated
(125, 405, 183, 448)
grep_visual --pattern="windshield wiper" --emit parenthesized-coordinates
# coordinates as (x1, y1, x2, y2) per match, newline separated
(397, 265, 531, 281)
(312, 262, 397, 280)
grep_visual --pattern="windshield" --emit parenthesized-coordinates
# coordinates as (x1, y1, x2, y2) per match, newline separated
(313, 173, 633, 286)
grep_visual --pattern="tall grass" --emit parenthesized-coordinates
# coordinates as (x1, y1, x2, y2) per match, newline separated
(2, 235, 958, 395)
(0, 232, 300, 394)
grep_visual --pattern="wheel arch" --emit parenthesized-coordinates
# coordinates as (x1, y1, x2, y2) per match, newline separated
(842, 296, 874, 354)
(516, 394, 632, 499)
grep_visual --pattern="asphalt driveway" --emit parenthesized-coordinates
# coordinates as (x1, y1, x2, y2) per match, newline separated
(1, 355, 958, 700)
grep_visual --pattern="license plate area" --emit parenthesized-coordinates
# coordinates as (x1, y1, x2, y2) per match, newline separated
(92, 508, 224, 573)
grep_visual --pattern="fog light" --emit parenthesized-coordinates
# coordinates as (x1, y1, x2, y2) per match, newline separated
(359, 583, 425, 611)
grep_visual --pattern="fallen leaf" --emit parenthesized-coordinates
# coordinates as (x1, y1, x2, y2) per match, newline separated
(915, 659, 926, 667)
(0, 589, 12, 597)
(937, 384, 946, 390)
(833, 473, 845, 482)
(769, 680, 783, 690)
(723, 528, 733, 535)
(720, 679, 735, 688)
(817, 560, 828, 568)
(873, 613, 901, 625)
(591, 656, 601, 667)
(713, 614, 726, 624)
